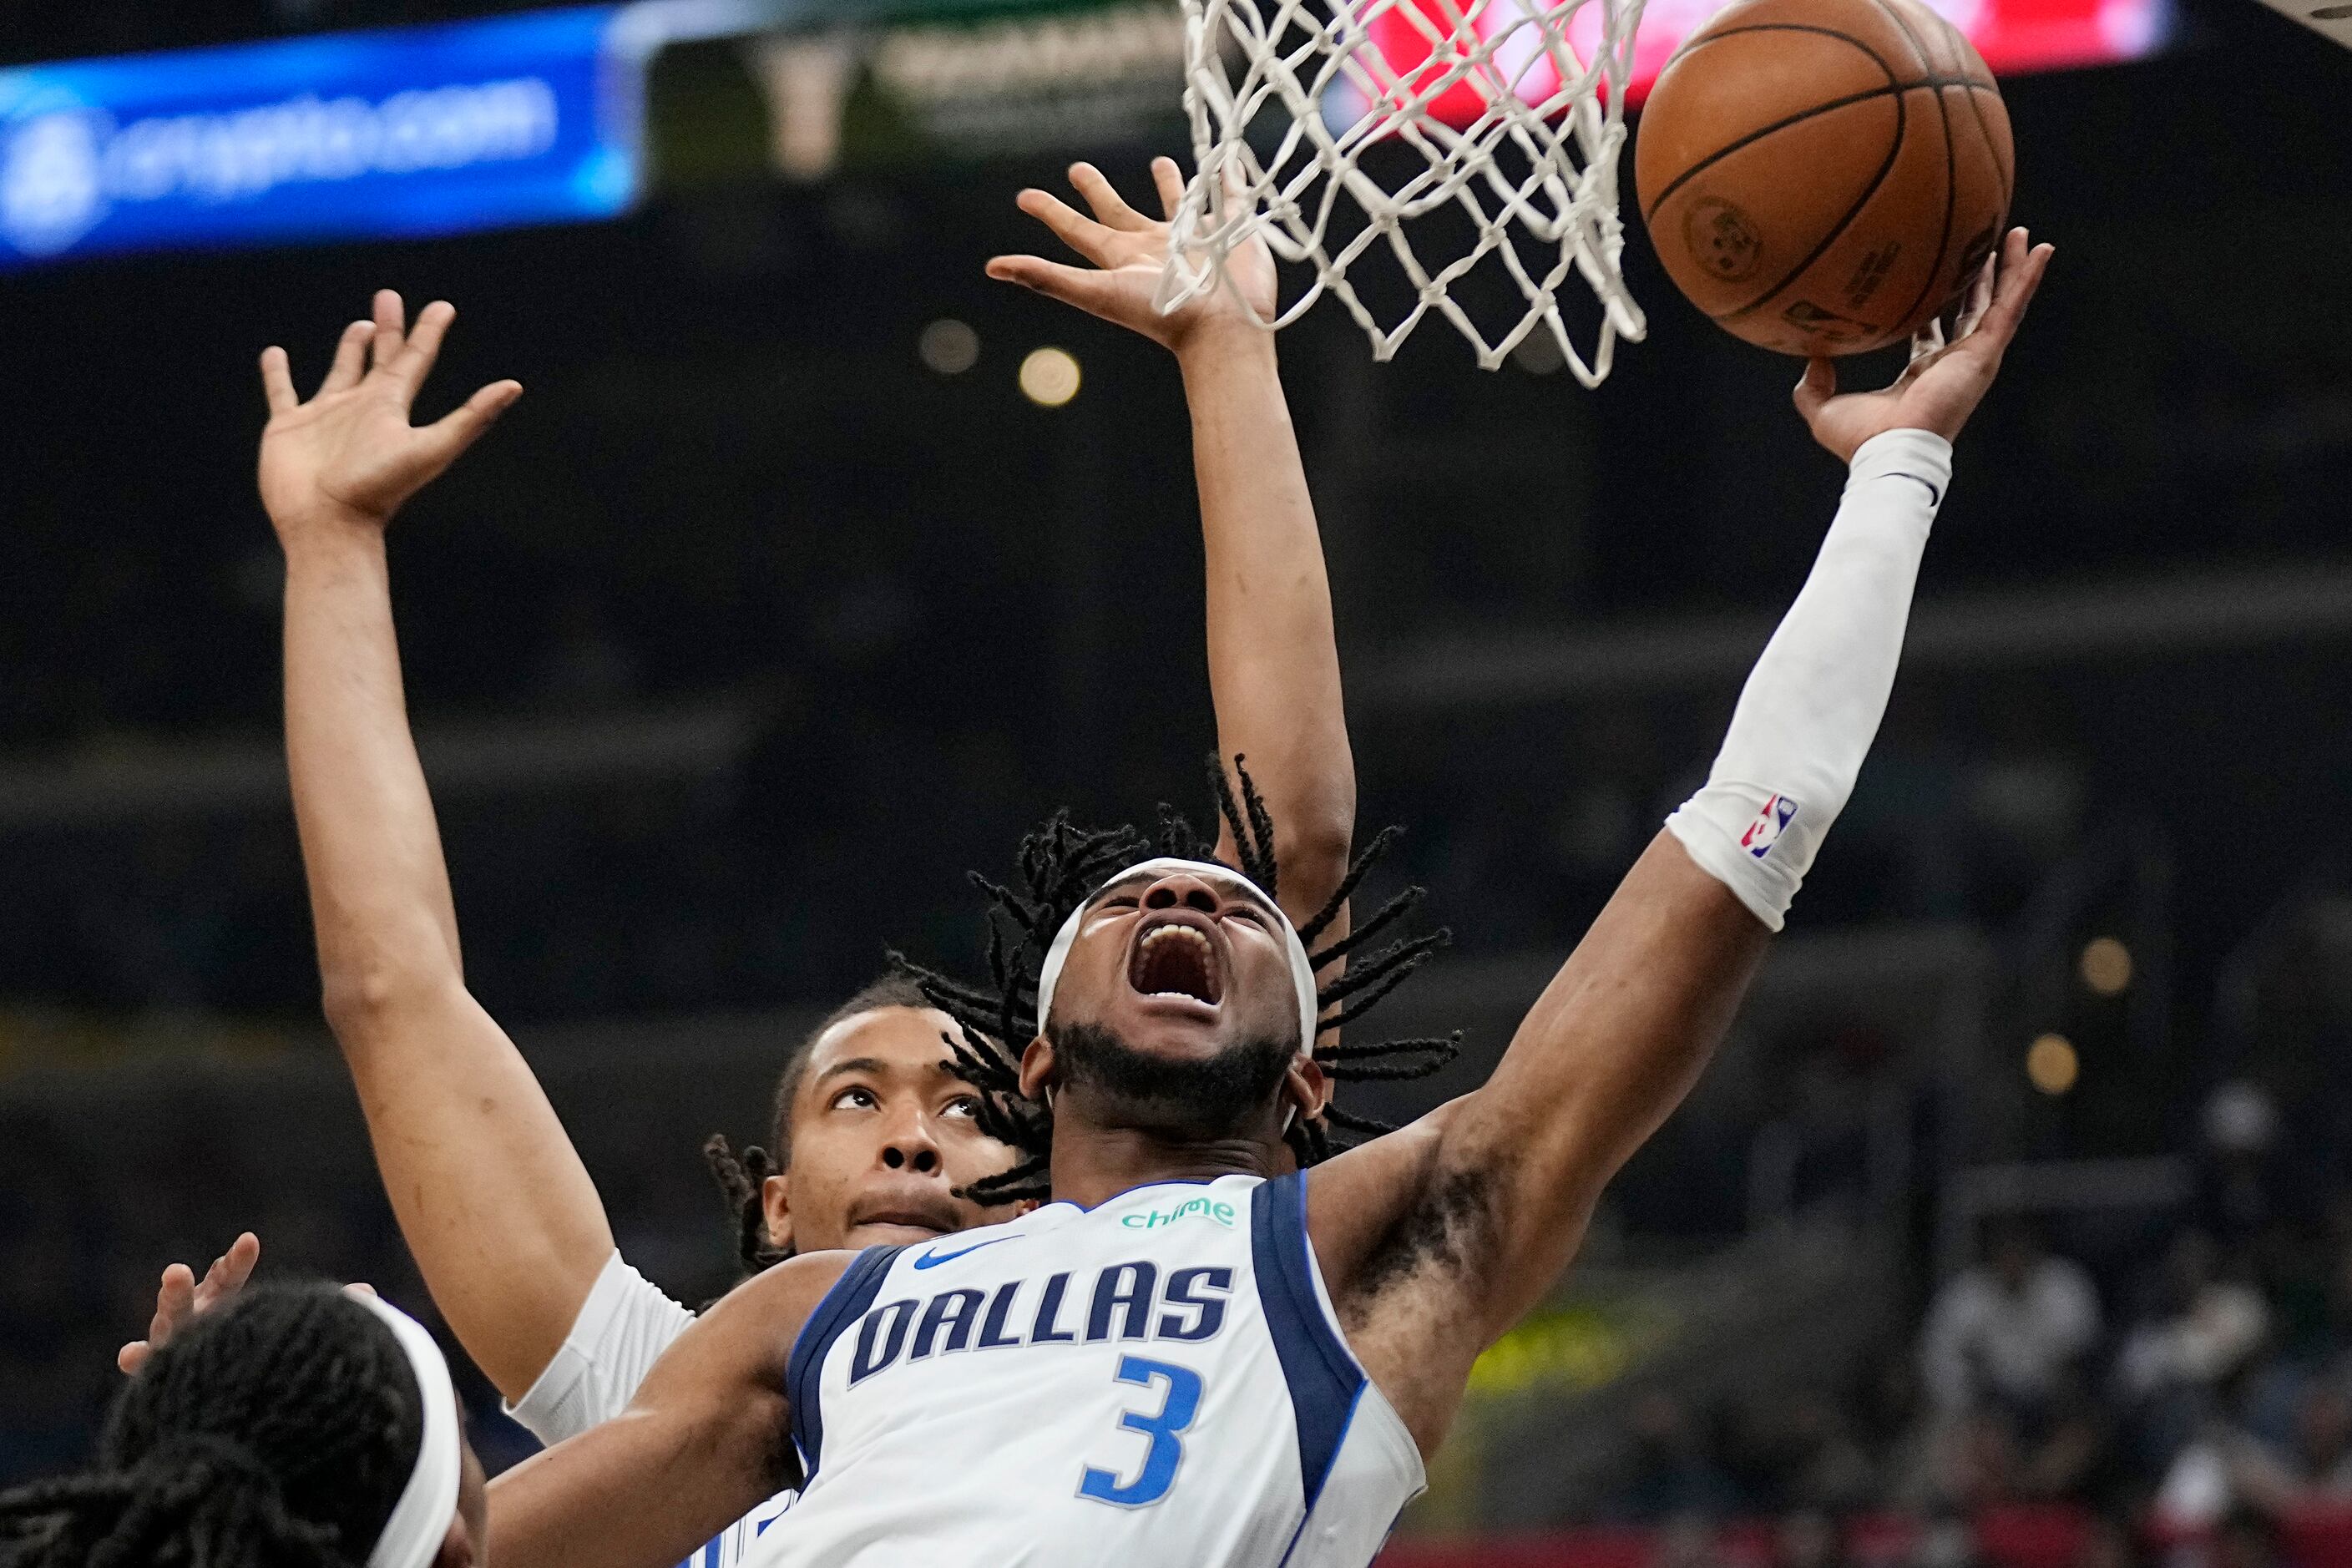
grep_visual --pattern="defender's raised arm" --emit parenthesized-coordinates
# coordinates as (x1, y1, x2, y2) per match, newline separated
(990, 159, 1354, 932)
(262, 291, 599, 1404)
(1310, 230, 2056, 1454)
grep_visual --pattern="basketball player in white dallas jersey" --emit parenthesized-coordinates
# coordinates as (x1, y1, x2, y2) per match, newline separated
(483, 225, 2053, 1565)
(175, 154, 1362, 1568)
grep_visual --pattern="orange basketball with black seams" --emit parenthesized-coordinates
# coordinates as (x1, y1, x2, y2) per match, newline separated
(1634, 0, 2014, 357)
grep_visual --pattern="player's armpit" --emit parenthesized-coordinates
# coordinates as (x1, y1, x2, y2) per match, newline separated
(1307, 836, 1766, 1454)
(487, 1250, 852, 1568)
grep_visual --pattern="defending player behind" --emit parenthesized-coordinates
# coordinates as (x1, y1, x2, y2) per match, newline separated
(475, 194, 2055, 1566)
(191, 149, 1396, 1565)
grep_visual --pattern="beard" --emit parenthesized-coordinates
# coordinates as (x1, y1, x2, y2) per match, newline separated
(1052, 1020, 1295, 1139)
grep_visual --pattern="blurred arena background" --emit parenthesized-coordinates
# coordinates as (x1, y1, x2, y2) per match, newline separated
(3, 0, 2352, 1562)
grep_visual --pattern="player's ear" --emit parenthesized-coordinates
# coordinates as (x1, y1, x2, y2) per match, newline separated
(1282, 1054, 1331, 1125)
(761, 1171, 795, 1253)
(1017, 1033, 1056, 1100)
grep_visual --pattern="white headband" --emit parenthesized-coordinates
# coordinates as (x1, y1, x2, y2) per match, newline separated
(1033, 857, 1320, 1055)
(352, 1292, 463, 1568)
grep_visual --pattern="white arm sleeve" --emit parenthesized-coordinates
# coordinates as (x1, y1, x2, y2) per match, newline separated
(504, 1251, 698, 1446)
(1665, 427, 1953, 931)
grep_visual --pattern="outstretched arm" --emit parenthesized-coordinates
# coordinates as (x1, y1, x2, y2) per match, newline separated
(263, 292, 606, 1402)
(989, 159, 1353, 928)
(1312, 230, 2056, 1452)
(488, 1253, 843, 1568)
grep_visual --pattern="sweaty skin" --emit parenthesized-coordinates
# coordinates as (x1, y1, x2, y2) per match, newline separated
(485, 222, 2053, 1568)
(250, 144, 1358, 1422)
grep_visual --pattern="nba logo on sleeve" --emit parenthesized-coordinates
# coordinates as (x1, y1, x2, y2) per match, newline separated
(1740, 795, 1799, 859)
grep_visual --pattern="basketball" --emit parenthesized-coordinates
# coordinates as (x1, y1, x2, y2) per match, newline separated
(1633, 0, 2015, 357)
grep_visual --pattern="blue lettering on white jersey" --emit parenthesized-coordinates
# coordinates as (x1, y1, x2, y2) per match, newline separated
(747, 1173, 1424, 1568)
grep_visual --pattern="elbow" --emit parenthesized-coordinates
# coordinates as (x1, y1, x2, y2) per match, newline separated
(1275, 807, 1358, 919)
(318, 945, 462, 1042)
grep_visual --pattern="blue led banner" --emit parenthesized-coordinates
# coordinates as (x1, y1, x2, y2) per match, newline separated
(0, 8, 642, 268)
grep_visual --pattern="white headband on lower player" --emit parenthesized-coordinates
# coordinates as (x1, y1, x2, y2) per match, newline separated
(352, 1292, 463, 1568)
(1032, 857, 1320, 1055)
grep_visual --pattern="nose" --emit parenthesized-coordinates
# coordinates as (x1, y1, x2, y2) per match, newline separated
(1141, 872, 1225, 916)
(878, 1102, 943, 1176)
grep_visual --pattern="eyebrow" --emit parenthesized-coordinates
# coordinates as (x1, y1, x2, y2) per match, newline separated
(812, 1055, 959, 1087)
(812, 1056, 893, 1085)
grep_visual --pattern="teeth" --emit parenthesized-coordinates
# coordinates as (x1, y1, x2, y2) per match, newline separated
(1134, 924, 1219, 1004)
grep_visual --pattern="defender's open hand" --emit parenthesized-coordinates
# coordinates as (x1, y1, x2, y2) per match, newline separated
(986, 159, 1274, 355)
(1793, 225, 2054, 463)
(117, 1232, 260, 1375)
(259, 290, 521, 536)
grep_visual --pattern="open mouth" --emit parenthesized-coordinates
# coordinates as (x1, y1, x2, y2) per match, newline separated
(1128, 921, 1223, 1006)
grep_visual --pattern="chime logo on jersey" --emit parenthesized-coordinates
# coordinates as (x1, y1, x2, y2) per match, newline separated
(1741, 794, 1798, 859)
(1120, 1195, 1237, 1231)
(846, 1261, 1235, 1386)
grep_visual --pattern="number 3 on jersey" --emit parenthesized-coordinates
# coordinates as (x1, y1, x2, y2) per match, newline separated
(1079, 1356, 1204, 1507)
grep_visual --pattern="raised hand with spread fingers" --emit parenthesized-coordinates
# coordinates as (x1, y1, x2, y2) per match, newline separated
(259, 288, 521, 537)
(986, 157, 1276, 356)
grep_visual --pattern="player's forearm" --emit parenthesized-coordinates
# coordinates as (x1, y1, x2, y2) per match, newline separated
(1177, 324, 1355, 918)
(280, 512, 615, 1399)
(1517, 833, 1763, 1127)
(489, 1262, 822, 1568)
(1533, 433, 1950, 1121)
(281, 516, 463, 1014)
(1662, 427, 1950, 928)
(1455, 436, 1951, 1327)
(489, 1413, 779, 1568)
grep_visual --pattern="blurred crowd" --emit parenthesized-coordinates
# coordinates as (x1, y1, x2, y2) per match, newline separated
(1597, 1085, 2352, 1568)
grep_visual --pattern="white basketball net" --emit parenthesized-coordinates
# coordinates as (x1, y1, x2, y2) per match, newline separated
(1158, 0, 1649, 381)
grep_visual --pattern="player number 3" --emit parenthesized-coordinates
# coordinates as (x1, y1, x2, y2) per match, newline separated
(1078, 1356, 1203, 1508)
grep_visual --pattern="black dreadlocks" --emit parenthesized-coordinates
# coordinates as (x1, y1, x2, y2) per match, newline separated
(893, 756, 1459, 1206)
(0, 1282, 424, 1568)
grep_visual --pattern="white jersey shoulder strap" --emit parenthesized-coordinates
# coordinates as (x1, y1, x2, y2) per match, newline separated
(1248, 1171, 1367, 1513)
(786, 1243, 906, 1481)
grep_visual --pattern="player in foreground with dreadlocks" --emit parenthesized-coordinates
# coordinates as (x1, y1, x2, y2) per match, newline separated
(888, 763, 1457, 1195)
(0, 1282, 485, 1568)
(228, 151, 1409, 1565)
(482, 222, 2053, 1565)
